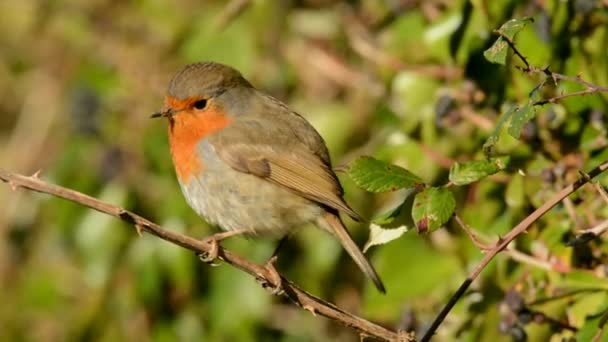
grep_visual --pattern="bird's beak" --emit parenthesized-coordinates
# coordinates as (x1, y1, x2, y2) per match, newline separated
(150, 107, 174, 119)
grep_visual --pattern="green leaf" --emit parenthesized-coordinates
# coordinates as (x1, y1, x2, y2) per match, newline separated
(483, 106, 517, 155)
(496, 17, 534, 40)
(507, 104, 536, 139)
(347, 156, 425, 193)
(576, 304, 608, 342)
(363, 224, 410, 253)
(483, 37, 508, 65)
(449, 157, 509, 186)
(412, 187, 455, 233)
(483, 17, 533, 65)
(554, 271, 608, 291)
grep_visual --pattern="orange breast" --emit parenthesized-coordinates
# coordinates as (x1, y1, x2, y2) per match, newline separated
(167, 98, 232, 184)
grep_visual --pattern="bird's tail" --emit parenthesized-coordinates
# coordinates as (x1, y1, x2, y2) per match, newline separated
(319, 212, 386, 293)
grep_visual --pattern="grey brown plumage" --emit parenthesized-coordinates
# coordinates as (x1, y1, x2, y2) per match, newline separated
(158, 61, 385, 293)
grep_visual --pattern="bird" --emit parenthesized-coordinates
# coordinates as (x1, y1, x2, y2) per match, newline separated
(152, 62, 385, 293)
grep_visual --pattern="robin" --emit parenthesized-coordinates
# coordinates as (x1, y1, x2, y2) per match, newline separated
(152, 62, 385, 293)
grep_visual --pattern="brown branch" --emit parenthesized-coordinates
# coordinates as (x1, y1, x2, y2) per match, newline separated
(498, 32, 608, 105)
(213, 0, 252, 31)
(593, 182, 608, 206)
(504, 248, 571, 273)
(0, 169, 407, 342)
(453, 214, 492, 251)
(421, 158, 608, 342)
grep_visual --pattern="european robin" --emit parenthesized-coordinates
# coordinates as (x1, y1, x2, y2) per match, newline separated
(152, 62, 385, 293)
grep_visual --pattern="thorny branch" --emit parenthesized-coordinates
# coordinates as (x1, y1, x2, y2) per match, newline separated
(498, 32, 608, 105)
(0, 169, 411, 342)
(421, 159, 608, 342)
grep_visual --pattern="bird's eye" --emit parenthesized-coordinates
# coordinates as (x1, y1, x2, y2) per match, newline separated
(193, 99, 207, 110)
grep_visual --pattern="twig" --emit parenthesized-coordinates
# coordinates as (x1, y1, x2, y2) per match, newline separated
(593, 182, 608, 205)
(213, 0, 252, 31)
(579, 220, 608, 237)
(453, 214, 493, 251)
(505, 248, 570, 273)
(421, 159, 608, 342)
(455, 215, 571, 271)
(498, 33, 608, 106)
(0, 169, 405, 342)
(528, 288, 603, 306)
(568, 219, 608, 247)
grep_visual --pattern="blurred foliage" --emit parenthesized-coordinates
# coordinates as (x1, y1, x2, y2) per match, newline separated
(1, 0, 608, 341)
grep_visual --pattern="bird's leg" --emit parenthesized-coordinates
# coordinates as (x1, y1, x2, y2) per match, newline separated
(256, 235, 291, 295)
(257, 255, 283, 295)
(271, 235, 290, 258)
(197, 228, 249, 264)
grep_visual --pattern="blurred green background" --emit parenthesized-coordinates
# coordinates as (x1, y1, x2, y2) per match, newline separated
(1, 0, 608, 341)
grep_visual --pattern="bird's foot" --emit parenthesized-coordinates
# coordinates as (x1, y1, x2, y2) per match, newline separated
(197, 229, 249, 264)
(197, 236, 220, 264)
(256, 255, 283, 295)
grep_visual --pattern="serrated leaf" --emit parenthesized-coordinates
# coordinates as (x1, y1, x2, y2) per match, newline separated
(347, 156, 425, 193)
(483, 106, 517, 155)
(497, 17, 534, 40)
(483, 17, 533, 65)
(363, 224, 410, 253)
(449, 157, 509, 186)
(412, 187, 455, 233)
(507, 104, 536, 138)
(483, 37, 508, 65)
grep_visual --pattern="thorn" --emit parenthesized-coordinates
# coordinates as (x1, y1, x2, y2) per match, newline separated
(302, 303, 317, 316)
(135, 223, 144, 237)
(496, 235, 506, 245)
(257, 256, 283, 295)
(31, 169, 42, 178)
(9, 181, 19, 191)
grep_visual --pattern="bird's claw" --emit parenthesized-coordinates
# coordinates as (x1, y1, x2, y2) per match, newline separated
(196, 229, 250, 265)
(256, 256, 283, 295)
(197, 237, 220, 264)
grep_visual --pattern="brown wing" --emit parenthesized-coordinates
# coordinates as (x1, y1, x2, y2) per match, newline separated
(208, 117, 362, 221)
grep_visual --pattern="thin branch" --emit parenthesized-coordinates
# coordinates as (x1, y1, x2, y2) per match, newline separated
(453, 214, 492, 251)
(579, 220, 608, 237)
(593, 182, 608, 206)
(533, 88, 608, 106)
(499, 32, 529, 69)
(0, 169, 406, 342)
(213, 0, 252, 31)
(498, 32, 608, 106)
(505, 248, 571, 273)
(568, 220, 608, 246)
(421, 159, 608, 342)
(528, 288, 603, 306)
